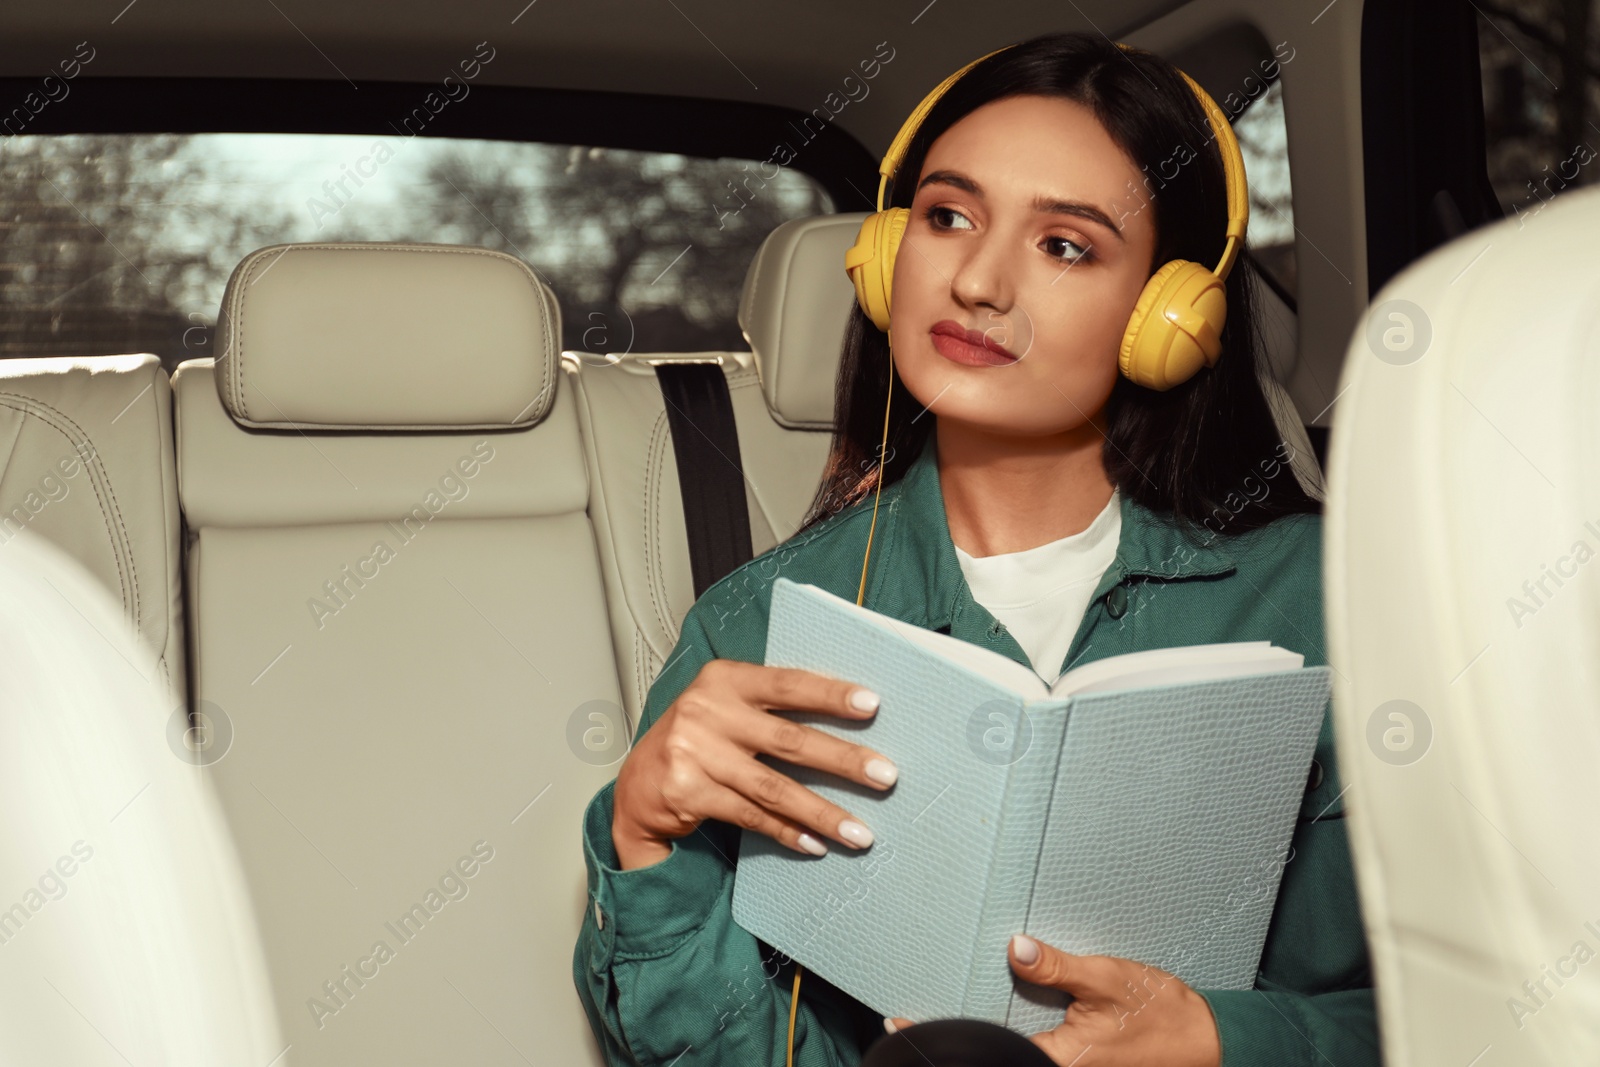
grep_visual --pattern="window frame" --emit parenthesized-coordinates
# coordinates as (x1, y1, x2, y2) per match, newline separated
(0, 75, 876, 213)
(1359, 0, 1504, 298)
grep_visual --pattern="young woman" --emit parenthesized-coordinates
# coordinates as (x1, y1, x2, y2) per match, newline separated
(574, 33, 1378, 1067)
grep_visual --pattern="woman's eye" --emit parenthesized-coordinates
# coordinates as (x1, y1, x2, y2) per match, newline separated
(1044, 235, 1092, 263)
(923, 205, 973, 231)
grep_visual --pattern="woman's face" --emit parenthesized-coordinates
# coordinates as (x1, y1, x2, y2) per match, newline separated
(888, 93, 1159, 438)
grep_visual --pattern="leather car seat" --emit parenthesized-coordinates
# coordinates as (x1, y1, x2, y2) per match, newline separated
(1325, 184, 1600, 1066)
(173, 242, 618, 1066)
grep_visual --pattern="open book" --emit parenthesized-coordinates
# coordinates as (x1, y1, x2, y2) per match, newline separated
(729, 578, 1331, 1033)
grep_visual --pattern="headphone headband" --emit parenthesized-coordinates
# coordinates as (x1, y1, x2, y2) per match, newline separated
(873, 41, 1249, 281)
(874, 45, 1011, 211)
(1170, 67, 1249, 281)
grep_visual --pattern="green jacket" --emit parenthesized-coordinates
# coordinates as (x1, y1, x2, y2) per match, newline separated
(573, 433, 1379, 1067)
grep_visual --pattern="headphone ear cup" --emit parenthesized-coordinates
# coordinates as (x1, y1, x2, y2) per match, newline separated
(1118, 259, 1229, 390)
(844, 208, 910, 333)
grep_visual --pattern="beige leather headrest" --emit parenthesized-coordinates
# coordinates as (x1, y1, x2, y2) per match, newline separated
(738, 213, 865, 428)
(215, 243, 560, 431)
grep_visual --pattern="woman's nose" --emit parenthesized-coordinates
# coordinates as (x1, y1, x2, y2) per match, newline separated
(947, 230, 1014, 315)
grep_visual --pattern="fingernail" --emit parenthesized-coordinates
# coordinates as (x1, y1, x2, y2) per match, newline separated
(883, 1018, 899, 1034)
(1011, 934, 1039, 964)
(849, 689, 881, 714)
(796, 833, 828, 856)
(838, 819, 874, 848)
(865, 758, 898, 786)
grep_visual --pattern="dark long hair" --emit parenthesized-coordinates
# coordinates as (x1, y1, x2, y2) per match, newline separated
(796, 32, 1320, 539)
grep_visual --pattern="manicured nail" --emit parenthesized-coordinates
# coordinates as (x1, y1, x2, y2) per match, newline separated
(1011, 934, 1039, 964)
(865, 758, 898, 786)
(883, 1018, 899, 1034)
(796, 833, 828, 856)
(838, 819, 874, 848)
(849, 689, 881, 714)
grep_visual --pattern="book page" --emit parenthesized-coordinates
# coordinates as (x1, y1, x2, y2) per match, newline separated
(798, 584, 1047, 696)
(1047, 642, 1302, 698)
(789, 583, 1304, 701)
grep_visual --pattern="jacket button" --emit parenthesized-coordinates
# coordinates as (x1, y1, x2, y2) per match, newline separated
(1106, 586, 1128, 619)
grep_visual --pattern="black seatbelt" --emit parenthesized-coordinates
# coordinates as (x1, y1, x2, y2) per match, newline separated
(653, 362, 755, 600)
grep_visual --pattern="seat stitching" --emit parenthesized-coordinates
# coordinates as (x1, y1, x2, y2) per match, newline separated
(0, 393, 140, 631)
(226, 244, 556, 427)
(641, 405, 661, 643)
(633, 635, 648, 722)
(643, 409, 678, 646)
(742, 239, 767, 335)
(628, 634, 638, 715)
(572, 369, 669, 696)
(147, 362, 181, 692)
(642, 642, 662, 716)
(722, 375, 783, 546)
(233, 249, 271, 422)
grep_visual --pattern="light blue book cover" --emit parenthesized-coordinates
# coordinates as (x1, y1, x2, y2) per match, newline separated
(729, 577, 1331, 1033)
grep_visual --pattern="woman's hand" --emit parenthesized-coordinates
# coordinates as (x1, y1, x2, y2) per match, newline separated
(1007, 934, 1221, 1065)
(611, 659, 898, 870)
(883, 935, 1221, 1066)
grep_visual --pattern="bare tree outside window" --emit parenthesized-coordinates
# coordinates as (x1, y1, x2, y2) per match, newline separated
(388, 142, 829, 355)
(1233, 78, 1297, 302)
(1476, 0, 1599, 221)
(0, 133, 833, 370)
(0, 135, 290, 369)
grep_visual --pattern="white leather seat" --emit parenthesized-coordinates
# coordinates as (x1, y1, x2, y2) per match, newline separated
(0, 530, 281, 1066)
(1325, 183, 1600, 1066)
(0, 354, 185, 696)
(173, 243, 616, 1066)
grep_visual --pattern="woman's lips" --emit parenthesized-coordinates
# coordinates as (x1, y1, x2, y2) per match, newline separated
(929, 320, 1019, 367)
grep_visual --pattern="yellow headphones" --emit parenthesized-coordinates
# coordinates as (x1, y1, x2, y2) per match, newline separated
(843, 41, 1250, 391)
(844, 41, 1253, 608)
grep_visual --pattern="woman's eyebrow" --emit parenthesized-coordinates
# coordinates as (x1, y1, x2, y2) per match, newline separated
(916, 169, 1125, 243)
(917, 169, 981, 197)
(1031, 195, 1125, 243)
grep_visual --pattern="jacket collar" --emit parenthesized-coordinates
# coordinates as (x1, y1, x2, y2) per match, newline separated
(867, 432, 1236, 632)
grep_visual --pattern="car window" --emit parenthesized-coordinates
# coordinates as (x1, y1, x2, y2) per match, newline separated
(1476, 3, 1599, 221)
(0, 133, 834, 369)
(1233, 77, 1297, 306)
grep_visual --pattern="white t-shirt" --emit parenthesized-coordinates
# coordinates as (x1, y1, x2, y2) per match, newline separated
(954, 489, 1122, 682)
